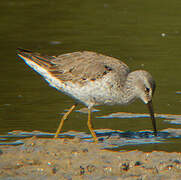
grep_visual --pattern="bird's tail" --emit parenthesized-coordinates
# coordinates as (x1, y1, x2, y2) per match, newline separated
(17, 48, 55, 68)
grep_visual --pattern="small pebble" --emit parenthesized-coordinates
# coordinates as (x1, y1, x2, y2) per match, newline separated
(71, 150, 79, 156)
(52, 167, 57, 174)
(80, 166, 85, 175)
(166, 164, 173, 170)
(82, 148, 88, 153)
(87, 164, 96, 173)
(122, 162, 129, 171)
(103, 166, 112, 173)
(37, 168, 44, 172)
(135, 161, 142, 166)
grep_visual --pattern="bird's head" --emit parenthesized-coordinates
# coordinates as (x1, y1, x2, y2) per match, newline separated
(132, 70, 157, 135)
(134, 70, 156, 104)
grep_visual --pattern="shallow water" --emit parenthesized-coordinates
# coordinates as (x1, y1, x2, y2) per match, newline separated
(1, 112, 181, 152)
(1, 0, 181, 151)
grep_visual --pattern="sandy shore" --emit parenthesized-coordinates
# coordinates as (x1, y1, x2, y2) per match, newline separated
(0, 137, 181, 180)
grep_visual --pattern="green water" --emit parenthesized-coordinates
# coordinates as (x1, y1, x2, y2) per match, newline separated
(1, 0, 181, 151)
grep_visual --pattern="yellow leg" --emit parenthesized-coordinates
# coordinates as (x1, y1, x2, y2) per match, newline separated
(54, 104, 77, 138)
(87, 108, 98, 143)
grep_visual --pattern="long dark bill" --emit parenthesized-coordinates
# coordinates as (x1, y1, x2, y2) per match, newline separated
(147, 100, 157, 136)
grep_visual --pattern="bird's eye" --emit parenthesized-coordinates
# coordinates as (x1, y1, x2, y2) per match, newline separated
(145, 87, 150, 93)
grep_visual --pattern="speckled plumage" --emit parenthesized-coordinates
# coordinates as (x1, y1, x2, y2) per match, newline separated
(17, 48, 157, 142)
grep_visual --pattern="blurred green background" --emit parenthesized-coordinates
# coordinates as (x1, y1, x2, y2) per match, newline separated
(0, 0, 181, 151)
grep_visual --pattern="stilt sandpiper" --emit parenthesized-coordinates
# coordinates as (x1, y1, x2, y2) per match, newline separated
(17, 48, 157, 142)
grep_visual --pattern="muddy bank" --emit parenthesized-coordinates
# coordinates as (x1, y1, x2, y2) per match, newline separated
(0, 137, 181, 179)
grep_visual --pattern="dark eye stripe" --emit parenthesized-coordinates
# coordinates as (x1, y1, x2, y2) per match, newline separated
(145, 87, 150, 93)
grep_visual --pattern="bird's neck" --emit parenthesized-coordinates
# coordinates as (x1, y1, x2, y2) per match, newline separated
(119, 71, 139, 105)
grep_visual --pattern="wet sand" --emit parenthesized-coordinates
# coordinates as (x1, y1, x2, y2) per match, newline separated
(0, 137, 181, 180)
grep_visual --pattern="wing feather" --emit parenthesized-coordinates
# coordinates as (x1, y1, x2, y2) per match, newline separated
(17, 49, 130, 86)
